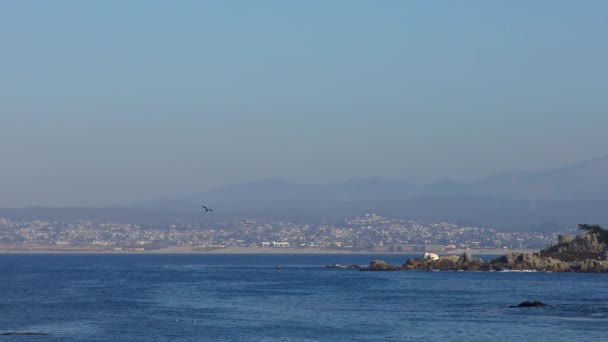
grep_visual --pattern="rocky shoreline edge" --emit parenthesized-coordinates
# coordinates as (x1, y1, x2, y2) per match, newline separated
(327, 226, 608, 272)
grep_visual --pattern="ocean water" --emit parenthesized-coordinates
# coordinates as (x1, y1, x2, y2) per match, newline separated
(1, 254, 607, 342)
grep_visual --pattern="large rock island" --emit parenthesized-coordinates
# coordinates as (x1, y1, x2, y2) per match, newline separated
(362, 224, 608, 272)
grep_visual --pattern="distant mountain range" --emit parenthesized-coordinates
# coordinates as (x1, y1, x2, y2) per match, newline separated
(422, 156, 608, 201)
(2, 156, 608, 232)
(203, 155, 608, 202)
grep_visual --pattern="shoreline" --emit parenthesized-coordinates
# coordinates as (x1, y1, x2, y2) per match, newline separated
(0, 246, 537, 255)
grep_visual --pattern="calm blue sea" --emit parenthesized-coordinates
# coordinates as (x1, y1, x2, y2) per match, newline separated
(1, 254, 607, 341)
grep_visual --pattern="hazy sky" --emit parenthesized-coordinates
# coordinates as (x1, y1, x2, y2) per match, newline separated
(1, 1, 607, 207)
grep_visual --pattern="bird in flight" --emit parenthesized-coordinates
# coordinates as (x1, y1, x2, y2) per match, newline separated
(241, 220, 251, 225)
(201, 205, 213, 212)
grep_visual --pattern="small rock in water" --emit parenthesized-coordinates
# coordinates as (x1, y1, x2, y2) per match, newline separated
(510, 300, 549, 308)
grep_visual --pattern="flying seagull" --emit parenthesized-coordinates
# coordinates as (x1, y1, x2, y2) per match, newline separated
(201, 205, 213, 212)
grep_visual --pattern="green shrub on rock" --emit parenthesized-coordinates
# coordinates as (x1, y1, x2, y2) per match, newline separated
(578, 224, 608, 245)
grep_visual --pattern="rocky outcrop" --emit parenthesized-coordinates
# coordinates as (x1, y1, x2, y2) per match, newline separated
(403, 252, 492, 271)
(401, 250, 608, 272)
(403, 255, 458, 271)
(540, 233, 607, 262)
(418, 234, 608, 273)
(325, 263, 361, 269)
(577, 258, 608, 272)
(422, 252, 439, 261)
(359, 231, 608, 272)
(360, 259, 402, 271)
(490, 253, 570, 272)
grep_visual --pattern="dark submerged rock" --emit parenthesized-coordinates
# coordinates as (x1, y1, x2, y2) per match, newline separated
(510, 301, 549, 308)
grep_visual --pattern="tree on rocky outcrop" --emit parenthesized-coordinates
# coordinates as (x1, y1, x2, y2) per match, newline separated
(537, 224, 608, 262)
(578, 224, 608, 245)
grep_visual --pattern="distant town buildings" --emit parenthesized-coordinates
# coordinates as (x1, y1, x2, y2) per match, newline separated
(0, 215, 570, 252)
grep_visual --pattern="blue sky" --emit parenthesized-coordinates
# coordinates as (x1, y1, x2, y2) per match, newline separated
(1, 1, 607, 206)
